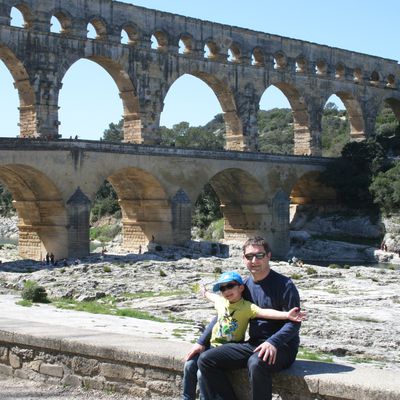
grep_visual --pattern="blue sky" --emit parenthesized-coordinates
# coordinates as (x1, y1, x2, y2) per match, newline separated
(0, 0, 399, 139)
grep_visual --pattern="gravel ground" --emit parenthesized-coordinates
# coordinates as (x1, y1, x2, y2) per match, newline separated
(0, 374, 174, 400)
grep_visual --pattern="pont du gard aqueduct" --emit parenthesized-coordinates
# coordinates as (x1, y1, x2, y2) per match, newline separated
(0, 0, 400, 261)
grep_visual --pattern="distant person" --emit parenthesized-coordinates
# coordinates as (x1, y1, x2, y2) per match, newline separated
(50, 253, 55, 265)
(183, 270, 305, 400)
(45, 252, 50, 265)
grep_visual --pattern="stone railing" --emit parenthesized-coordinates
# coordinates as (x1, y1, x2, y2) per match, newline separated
(0, 319, 399, 400)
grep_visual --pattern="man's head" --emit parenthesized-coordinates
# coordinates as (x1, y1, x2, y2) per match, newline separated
(242, 236, 271, 281)
(213, 271, 245, 303)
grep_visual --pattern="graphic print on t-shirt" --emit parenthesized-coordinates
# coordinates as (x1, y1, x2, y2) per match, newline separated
(216, 308, 238, 342)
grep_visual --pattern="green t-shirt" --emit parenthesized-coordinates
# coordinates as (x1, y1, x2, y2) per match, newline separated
(211, 297, 260, 346)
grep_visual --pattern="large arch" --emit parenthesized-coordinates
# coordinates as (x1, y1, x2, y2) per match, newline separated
(58, 55, 138, 141)
(263, 82, 310, 155)
(382, 95, 400, 121)
(186, 72, 243, 150)
(289, 170, 337, 225)
(104, 167, 172, 250)
(160, 73, 222, 131)
(0, 165, 67, 260)
(0, 45, 36, 137)
(333, 91, 365, 141)
(203, 168, 267, 241)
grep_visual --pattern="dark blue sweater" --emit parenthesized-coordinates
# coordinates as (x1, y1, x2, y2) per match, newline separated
(199, 269, 301, 350)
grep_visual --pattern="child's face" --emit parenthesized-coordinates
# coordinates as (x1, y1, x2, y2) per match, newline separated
(220, 281, 244, 303)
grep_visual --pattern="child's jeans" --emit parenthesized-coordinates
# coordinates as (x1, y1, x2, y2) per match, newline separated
(182, 354, 208, 400)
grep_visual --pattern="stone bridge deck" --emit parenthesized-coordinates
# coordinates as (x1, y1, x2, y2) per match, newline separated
(0, 138, 332, 164)
(0, 294, 398, 400)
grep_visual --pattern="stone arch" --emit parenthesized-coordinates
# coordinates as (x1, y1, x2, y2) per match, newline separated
(87, 16, 108, 40)
(274, 52, 287, 70)
(104, 167, 172, 250)
(49, 8, 73, 35)
(0, 164, 67, 260)
(353, 67, 363, 83)
(370, 70, 380, 86)
(10, 3, 34, 29)
(252, 47, 265, 66)
(386, 74, 396, 89)
(228, 42, 241, 63)
(58, 55, 139, 142)
(315, 59, 328, 75)
(152, 30, 169, 51)
(382, 95, 400, 121)
(204, 168, 267, 241)
(295, 55, 308, 73)
(264, 82, 310, 155)
(191, 72, 241, 149)
(0, 44, 36, 137)
(290, 171, 336, 208)
(335, 63, 345, 79)
(204, 39, 220, 60)
(120, 23, 140, 45)
(179, 33, 193, 54)
(330, 91, 365, 141)
(164, 71, 241, 150)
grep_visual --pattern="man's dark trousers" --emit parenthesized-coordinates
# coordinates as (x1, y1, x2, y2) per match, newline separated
(198, 341, 297, 400)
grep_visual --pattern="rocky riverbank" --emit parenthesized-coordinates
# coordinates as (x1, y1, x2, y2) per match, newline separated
(0, 243, 399, 372)
(0, 215, 18, 239)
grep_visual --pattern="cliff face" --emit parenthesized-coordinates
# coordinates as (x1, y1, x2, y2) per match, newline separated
(382, 215, 400, 252)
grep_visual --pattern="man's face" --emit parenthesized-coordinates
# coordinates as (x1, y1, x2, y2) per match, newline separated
(243, 244, 271, 279)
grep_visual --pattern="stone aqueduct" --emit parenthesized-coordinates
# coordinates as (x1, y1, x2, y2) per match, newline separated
(0, 0, 399, 260)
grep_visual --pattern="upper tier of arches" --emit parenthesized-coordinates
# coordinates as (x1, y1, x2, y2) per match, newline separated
(4, 0, 398, 89)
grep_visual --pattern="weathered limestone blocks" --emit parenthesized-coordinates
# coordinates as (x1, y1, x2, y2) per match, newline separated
(0, 342, 183, 399)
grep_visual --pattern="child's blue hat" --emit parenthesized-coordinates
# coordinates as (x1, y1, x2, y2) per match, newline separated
(212, 271, 244, 292)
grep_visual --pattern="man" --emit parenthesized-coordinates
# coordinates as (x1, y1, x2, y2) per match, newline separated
(188, 236, 301, 400)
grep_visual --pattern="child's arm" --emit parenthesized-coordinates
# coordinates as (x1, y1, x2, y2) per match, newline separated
(200, 283, 219, 303)
(255, 307, 306, 322)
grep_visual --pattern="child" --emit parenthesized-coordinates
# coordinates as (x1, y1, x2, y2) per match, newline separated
(182, 271, 306, 400)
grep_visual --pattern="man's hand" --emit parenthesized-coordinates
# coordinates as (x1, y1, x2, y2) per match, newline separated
(254, 342, 277, 364)
(184, 343, 206, 361)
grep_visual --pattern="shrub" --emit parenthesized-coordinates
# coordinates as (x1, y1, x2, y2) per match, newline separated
(306, 267, 317, 275)
(21, 280, 49, 303)
(213, 266, 222, 275)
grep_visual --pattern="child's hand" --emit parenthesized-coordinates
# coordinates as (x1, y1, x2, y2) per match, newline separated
(287, 307, 307, 322)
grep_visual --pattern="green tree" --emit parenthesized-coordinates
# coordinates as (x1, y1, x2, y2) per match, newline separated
(103, 119, 123, 141)
(370, 161, 400, 215)
(0, 183, 14, 216)
(159, 121, 225, 150)
(257, 108, 294, 154)
(321, 103, 350, 157)
(192, 183, 222, 232)
(90, 180, 120, 222)
(320, 139, 386, 210)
